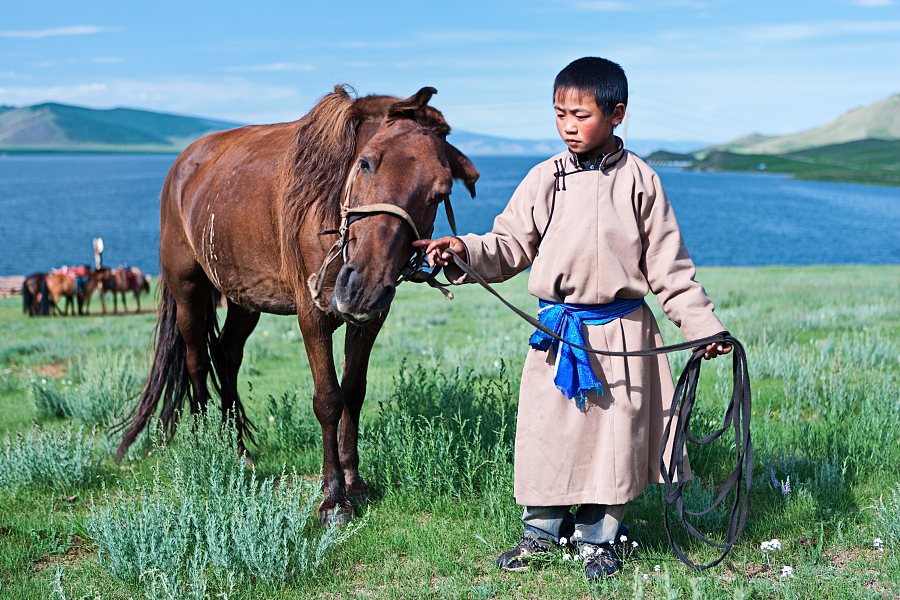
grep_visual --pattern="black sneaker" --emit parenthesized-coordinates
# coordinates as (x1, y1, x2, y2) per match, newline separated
(497, 531, 553, 571)
(580, 542, 621, 579)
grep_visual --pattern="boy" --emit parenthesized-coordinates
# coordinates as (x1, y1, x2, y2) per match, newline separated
(413, 57, 730, 579)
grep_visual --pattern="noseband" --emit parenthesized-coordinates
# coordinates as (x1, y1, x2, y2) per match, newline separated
(307, 161, 456, 314)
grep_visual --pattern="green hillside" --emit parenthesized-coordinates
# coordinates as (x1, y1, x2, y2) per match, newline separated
(0, 103, 240, 154)
(697, 94, 900, 156)
(646, 138, 900, 186)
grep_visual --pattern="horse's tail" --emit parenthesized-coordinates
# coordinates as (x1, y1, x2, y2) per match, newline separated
(115, 279, 226, 461)
(23, 279, 33, 315)
(39, 280, 50, 315)
(140, 278, 150, 296)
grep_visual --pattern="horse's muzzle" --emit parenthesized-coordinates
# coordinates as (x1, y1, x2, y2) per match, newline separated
(331, 264, 395, 324)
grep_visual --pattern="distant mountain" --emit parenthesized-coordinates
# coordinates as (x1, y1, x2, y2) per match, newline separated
(446, 131, 561, 156)
(447, 131, 706, 157)
(696, 94, 900, 157)
(0, 103, 241, 153)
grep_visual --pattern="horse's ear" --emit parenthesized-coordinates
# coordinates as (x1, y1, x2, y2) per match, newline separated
(444, 142, 479, 198)
(389, 87, 437, 114)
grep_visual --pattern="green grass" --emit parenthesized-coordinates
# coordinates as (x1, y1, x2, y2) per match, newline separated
(1, 265, 899, 598)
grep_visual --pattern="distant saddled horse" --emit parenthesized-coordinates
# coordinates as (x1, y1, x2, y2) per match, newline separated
(99, 266, 151, 314)
(44, 268, 107, 316)
(115, 86, 479, 525)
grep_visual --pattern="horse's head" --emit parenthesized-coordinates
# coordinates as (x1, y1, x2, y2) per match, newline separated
(330, 87, 479, 324)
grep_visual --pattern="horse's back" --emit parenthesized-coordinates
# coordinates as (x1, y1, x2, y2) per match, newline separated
(160, 121, 299, 312)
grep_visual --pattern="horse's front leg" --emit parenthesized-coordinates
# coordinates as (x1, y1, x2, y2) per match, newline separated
(339, 314, 387, 505)
(298, 309, 348, 526)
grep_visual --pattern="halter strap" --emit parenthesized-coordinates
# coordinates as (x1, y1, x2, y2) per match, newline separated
(307, 161, 457, 314)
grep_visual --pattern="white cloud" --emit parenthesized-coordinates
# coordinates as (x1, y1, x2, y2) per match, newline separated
(0, 77, 301, 121)
(0, 25, 114, 39)
(337, 40, 408, 48)
(575, 1, 632, 10)
(92, 56, 124, 64)
(739, 20, 900, 42)
(854, 0, 894, 6)
(220, 62, 314, 72)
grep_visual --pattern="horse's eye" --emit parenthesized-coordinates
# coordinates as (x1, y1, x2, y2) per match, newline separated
(359, 158, 371, 172)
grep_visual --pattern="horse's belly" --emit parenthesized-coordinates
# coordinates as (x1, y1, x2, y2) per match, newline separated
(220, 279, 297, 316)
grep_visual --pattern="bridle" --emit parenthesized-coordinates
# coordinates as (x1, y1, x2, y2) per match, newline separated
(307, 159, 457, 314)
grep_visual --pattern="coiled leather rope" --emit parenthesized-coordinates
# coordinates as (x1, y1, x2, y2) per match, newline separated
(443, 248, 752, 570)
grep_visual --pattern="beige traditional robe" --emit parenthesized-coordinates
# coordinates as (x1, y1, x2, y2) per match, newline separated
(444, 143, 725, 506)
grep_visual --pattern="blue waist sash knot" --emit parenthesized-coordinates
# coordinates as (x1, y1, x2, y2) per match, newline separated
(529, 297, 646, 407)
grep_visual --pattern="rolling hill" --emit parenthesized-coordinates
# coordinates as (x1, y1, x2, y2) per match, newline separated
(0, 103, 240, 153)
(646, 138, 900, 186)
(697, 93, 900, 156)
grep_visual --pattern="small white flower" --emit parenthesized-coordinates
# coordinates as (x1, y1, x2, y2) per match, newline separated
(563, 553, 571, 561)
(761, 538, 782, 551)
(654, 564, 661, 572)
(269, 415, 275, 422)
(643, 573, 649, 580)
(620, 534, 628, 543)
(41, 379, 47, 384)
(874, 538, 884, 551)
(780, 565, 794, 578)
(493, 360, 500, 367)
(559, 537, 568, 546)
(632, 541, 638, 548)
(572, 530, 583, 540)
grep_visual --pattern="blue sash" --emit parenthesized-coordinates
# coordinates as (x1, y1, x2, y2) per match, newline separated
(529, 298, 646, 407)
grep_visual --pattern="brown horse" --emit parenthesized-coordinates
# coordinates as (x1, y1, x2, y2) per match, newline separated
(100, 266, 151, 314)
(115, 85, 479, 525)
(44, 268, 107, 316)
(22, 272, 48, 316)
(44, 272, 79, 316)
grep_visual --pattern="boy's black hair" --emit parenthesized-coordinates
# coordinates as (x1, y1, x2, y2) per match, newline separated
(553, 57, 628, 117)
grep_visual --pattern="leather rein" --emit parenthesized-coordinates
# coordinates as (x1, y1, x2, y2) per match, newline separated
(308, 164, 752, 570)
(440, 249, 752, 570)
(308, 161, 457, 314)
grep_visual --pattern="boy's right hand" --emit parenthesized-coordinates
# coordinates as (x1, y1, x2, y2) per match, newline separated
(412, 236, 467, 268)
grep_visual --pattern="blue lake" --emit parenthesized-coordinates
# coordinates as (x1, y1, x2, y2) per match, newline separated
(0, 154, 897, 276)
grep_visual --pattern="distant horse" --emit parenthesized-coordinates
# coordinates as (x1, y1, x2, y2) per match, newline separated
(44, 272, 80, 316)
(43, 267, 105, 316)
(100, 266, 151, 314)
(115, 86, 479, 526)
(22, 272, 48, 316)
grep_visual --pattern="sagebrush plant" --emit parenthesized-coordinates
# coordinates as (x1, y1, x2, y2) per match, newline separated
(31, 352, 144, 426)
(0, 423, 97, 489)
(362, 360, 516, 501)
(87, 411, 361, 595)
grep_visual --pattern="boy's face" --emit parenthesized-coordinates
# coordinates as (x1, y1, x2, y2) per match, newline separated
(554, 88, 625, 161)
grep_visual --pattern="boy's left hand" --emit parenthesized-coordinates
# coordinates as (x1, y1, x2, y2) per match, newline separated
(702, 342, 732, 360)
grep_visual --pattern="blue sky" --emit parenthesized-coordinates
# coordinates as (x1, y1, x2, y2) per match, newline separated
(1, 0, 898, 144)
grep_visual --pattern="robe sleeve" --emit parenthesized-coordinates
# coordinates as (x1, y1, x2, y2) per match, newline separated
(639, 171, 726, 342)
(443, 167, 542, 285)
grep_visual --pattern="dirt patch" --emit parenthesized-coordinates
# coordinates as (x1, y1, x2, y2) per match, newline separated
(32, 535, 94, 572)
(32, 362, 67, 377)
(745, 562, 775, 580)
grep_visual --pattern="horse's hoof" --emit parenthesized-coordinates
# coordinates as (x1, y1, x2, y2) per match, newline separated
(318, 502, 353, 527)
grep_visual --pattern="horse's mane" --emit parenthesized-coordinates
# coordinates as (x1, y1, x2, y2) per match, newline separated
(276, 85, 360, 282)
(275, 85, 451, 283)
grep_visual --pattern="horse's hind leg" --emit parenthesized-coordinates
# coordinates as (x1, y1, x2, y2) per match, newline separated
(170, 277, 215, 418)
(218, 300, 260, 458)
(339, 317, 387, 505)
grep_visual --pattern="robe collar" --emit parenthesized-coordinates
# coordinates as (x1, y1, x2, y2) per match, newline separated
(568, 136, 625, 172)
